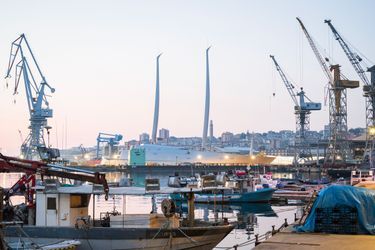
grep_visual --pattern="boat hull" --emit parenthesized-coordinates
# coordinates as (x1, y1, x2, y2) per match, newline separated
(5, 224, 233, 250)
(171, 188, 275, 203)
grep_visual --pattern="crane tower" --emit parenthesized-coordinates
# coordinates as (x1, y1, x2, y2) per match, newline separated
(270, 55, 321, 164)
(5, 34, 55, 160)
(325, 20, 375, 167)
(296, 18, 359, 166)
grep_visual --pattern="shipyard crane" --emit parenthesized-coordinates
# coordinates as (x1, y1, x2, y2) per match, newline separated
(5, 34, 55, 160)
(270, 55, 321, 164)
(96, 133, 123, 159)
(296, 17, 359, 166)
(325, 19, 375, 167)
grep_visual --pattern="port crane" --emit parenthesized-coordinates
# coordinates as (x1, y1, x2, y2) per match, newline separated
(0, 153, 109, 208)
(5, 34, 55, 160)
(296, 18, 359, 166)
(270, 55, 321, 164)
(96, 133, 123, 159)
(325, 19, 375, 167)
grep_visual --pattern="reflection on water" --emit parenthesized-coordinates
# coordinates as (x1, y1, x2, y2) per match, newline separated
(105, 170, 324, 185)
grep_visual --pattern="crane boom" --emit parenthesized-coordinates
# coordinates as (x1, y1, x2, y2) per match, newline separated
(296, 17, 333, 84)
(0, 153, 109, 206)
(269, 55, 299, 107)
(325, 20, 370, 86)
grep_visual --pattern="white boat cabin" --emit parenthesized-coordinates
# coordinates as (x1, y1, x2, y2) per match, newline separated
(35, 186, 91, 227)
(34, 181, 183, 228)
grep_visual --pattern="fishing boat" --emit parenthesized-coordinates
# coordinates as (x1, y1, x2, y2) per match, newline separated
(0, 154, 234, 250)
(170, 172, 276, 203)
(170, 187, 275, 203)
(3, 183, 234, 250)
(172, 175, 275, 203)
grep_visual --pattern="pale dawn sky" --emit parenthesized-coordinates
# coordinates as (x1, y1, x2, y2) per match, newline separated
(0, 0, 374, 155)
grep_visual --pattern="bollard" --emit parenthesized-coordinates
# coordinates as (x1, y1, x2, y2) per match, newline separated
(272, 225, 275, 235)
(234, 244, 238, 250)
(284, 218, 288, 227)
(294, 213, 297, 222)
(187, 190, 195, 227)
(255, 234, 259, 246)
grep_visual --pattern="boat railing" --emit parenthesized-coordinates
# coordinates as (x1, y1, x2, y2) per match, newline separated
(91, 213, 182, 229)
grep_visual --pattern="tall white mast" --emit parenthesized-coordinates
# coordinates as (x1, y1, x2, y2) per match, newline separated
(202, 47, 211, 149)
(152, 54, 162, 144)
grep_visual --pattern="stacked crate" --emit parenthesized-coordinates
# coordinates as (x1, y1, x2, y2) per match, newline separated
(315, 205, 358, 234)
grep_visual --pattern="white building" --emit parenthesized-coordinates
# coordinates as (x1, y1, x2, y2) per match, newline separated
(139, 133, 150, 144)
(221, 132, 234, 143)
(159, 128, 170, 141)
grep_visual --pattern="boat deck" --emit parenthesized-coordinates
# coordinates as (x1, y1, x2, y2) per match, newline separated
(255, 230, 375, 250)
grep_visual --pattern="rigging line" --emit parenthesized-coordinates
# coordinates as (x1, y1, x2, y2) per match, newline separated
(142, 220, 169, 249)
(15, 225, 42, 249)
(177, 227, 199, 244)
(299, 28, 304, 84)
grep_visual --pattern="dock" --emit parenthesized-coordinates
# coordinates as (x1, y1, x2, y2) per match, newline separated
(271, 191, 312, 202)
(255, 228, 374, 250)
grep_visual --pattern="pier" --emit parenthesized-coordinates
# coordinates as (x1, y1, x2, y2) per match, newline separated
(255, 227, 374, 250)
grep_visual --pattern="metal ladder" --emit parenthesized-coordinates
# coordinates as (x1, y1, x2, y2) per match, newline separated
(298, 190, 318, 225)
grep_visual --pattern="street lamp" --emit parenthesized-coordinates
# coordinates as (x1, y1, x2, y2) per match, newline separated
(369, 126, 375, 136)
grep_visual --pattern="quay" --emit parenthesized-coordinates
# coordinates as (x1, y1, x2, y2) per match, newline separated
(255, 227, 374, 250)
(254, 184, 375, 250)
(271, 191, 313, 202)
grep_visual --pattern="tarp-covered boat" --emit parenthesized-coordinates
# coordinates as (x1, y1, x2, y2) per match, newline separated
(295, 185, 375, 235)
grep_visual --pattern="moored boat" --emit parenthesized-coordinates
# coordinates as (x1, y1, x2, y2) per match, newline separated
(170, 187, 275, 203)
(3, 184, 234, 250)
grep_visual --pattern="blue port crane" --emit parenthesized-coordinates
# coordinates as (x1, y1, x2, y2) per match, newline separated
(96, 133, 123, 159)
(5, 34, 55, 160)
(325, 20, 375, 166)
(270, 55, 321, 164)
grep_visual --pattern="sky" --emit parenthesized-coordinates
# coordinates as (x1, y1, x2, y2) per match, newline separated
(0, 0, 374, 155)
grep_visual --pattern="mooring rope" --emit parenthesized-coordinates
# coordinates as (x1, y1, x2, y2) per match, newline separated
(177, 227, 199, 244)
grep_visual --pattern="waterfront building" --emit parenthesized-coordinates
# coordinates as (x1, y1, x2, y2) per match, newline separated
(221, 132, 234, 144)
(139, 133, 150, 144)
(159, 128, 170, 141)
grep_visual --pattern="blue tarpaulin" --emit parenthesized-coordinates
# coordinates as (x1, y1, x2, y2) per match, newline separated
(295, 185, 375, 235)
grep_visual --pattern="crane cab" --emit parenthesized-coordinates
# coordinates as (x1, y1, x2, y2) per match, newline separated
(301, 102, 321, 111)
(298, 88, 321, 111)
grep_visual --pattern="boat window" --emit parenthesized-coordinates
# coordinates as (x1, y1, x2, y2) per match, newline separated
(47, 197, 57, 210)
(70, 194, 89, 208)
